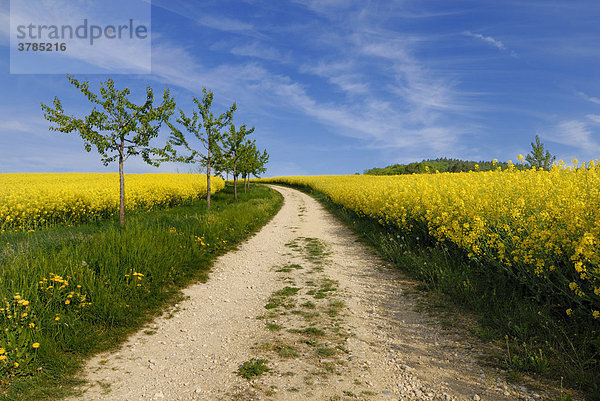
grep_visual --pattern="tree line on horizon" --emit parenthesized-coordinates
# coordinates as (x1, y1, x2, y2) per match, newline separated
(364, 136, 556, 176)
(41, 76, 268, 226)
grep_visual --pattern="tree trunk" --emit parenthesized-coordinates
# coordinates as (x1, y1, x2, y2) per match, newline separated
(206, 147, 211, 210)
(118, 144, 125, 227)
(244, 175, 248, 193)
(233, 165, 238, 201)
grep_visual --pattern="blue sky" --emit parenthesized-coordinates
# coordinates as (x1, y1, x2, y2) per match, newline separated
(1, 0, 599, 175)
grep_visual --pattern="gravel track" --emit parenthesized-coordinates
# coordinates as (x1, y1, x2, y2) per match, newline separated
(69, 185, 556, 401)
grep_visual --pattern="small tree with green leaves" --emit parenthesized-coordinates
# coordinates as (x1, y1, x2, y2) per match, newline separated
(223, 123, 254, 200)
(239, 142, 269, 192)
(525, 135, 556, 170)
(41, 76, 176, 226)
(164, 88, 236, 210)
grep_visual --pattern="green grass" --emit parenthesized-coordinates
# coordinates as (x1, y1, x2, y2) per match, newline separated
(316, 345, 337, 357)
(275, 344, 299, 358)
(301, 301, 316, 309)
(271, 183, 598, 400)
(290, 327, 325, 337)
(0, 183, 282, 400)
(275, 264, 303, 273)
(286, 237, 330, 264)
(237, 358, 270, 380)
(265, 323, 283, 332)
(273, 287, 301, 297)
(265, 286, 301, 310)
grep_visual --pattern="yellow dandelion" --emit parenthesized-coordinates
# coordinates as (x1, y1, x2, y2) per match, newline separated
(32, 343, 40, 349)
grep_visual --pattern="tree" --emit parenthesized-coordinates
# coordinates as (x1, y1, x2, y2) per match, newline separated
(239, 142, 269, 192)
(164, 88, 236, 210)
(525, 135, 556, 170)
(222, 123, 254, 200)
(41, 76, 176, 226)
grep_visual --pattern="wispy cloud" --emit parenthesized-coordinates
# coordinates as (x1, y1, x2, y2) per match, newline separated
(150, 37, 471, 155)
(196, 15, 256, 35)
(300, 61, 369, 94)
(7, 0, 150, 73)
(0, 8, 9, 45)
(0, 120, 37, 133)
(545, 120, 600, 154)
(291, 0, 357, 15)
(577, 91, 600, 105)
(463, 31, 506, 50)
(227, 41, 291, 63)
(151, 0, 265, 39)
(587, 114, 600, 124)
(355, 33, 469, 122)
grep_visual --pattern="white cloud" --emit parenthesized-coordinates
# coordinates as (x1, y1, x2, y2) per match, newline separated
(8, 0, 151, 73)
(151, 1, 265, 39)
(0, 120, 37, 133)
(587, 114, 600, 124)
(148, 0, 479, 156)
(463, 31, 506, 51)
(292, 0, 357, 14)
(149, 39, 468, 154)
(545, 120, 600, 154)
(228, 42, 291, 63)
(355, 34, 470, 131)
(577, 91, 600, 105)
(196, 15, 255, 34)
(0, 8, 9, 45)
(301, 61, 369, 94)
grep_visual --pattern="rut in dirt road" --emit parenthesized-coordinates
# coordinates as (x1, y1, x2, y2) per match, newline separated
(70, 185, 552, 401)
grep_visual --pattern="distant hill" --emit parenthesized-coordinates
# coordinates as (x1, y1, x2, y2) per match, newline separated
(364, 157, 518, 175)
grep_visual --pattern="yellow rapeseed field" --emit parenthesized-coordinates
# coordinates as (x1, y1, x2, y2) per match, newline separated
(260, 161, 600, 320)
(0, 173, 224, 231)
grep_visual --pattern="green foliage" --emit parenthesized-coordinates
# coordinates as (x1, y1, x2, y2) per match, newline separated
(316, 345, 337, 357)
(504, 336, 549, 373)
(364, 157, 518, 175)
(163, 88, 236, 209)
(41, 76, 176, 226)
(525, 135, 556, 170)
(41, 76, 175, 167)
(237, 358, 270, 380)
(238, 141, 269, 187)
(265, 286, 299, 310)
(273, 287, 301, 297)
(0, 296, 40, 377)
(275, 344, 299, 358)
(0, 184, 283, 399)
(289, 327, 325, 337)
(220, 123, 254, 199)
(265, 323, 283, 331)
(165, 88, 235, 168)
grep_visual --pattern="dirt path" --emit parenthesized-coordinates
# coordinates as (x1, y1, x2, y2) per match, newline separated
(70, 185, 553, 401)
